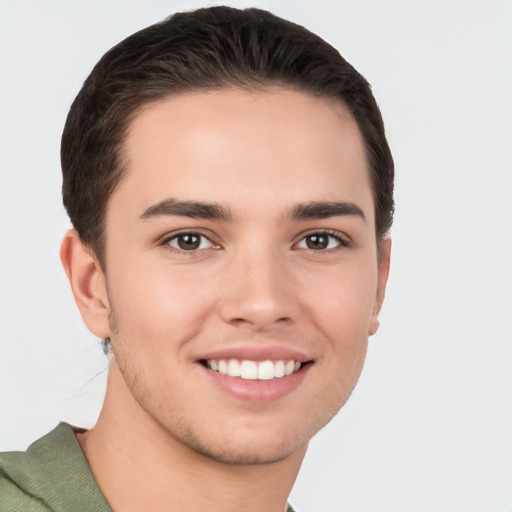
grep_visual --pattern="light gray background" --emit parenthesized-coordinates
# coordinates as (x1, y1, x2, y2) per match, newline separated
(1, 1, 511, 511)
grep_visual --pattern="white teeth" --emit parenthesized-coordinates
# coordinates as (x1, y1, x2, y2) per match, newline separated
(258, 360, 275, 380)
(284, 360, 295, 376)
(218, 360, 228, 375)
(274, 360, 285, 378)
(227, 359, 241, 377)
(206, 358, 303, 380)
(240, 360, 258, 380)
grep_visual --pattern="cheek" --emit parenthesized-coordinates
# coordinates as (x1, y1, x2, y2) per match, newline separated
(107, 260, 217, 350)
(300, 259, 378, 339)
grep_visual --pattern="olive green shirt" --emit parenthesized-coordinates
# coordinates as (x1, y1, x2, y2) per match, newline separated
(0, 423, 111, 511)
(1, 423, 297, 511)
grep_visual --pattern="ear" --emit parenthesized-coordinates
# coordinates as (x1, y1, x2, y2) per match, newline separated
(60, 229, 111, 339)
(369, 236, 391, 336)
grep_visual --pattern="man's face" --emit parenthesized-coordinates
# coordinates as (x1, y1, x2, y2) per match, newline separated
(101, 88, 389, 464)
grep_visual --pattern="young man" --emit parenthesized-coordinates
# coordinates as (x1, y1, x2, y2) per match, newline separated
(0, 6, 393, 512)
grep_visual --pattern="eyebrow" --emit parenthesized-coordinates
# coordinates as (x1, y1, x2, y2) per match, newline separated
(139, 198, 365, 223)
(139, 198, 232, 221)
(288, 201, 366, 222)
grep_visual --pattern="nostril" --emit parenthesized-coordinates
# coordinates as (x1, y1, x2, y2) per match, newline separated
(229, 315, 292, 329)
(230, 317, 248, 326)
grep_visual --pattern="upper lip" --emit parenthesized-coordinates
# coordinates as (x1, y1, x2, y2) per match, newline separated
(197, 345, 312, 363)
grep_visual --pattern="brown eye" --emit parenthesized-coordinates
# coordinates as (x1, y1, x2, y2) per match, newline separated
(167, 233, 213, 251)
(178, 234, 200, 250)
(296, 233, 344, 251)
(305, 234, 329, 250)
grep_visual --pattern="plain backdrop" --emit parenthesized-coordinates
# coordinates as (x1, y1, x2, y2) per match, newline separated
(1, 1, 511, 511)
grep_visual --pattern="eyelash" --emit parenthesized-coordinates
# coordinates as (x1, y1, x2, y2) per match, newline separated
(161, 229, 350, 254)
(294, 230, 351, 252)
(162, 231, 219, 254)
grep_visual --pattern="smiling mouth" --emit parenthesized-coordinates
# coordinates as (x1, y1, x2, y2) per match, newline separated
(201, 358, 308, 381)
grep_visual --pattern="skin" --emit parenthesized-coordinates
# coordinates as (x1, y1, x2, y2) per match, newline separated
(61, 88, 391, 512)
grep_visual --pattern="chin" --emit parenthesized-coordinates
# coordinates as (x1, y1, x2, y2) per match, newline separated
(157, 407, 336, 467)
(182, 429, 307, 466)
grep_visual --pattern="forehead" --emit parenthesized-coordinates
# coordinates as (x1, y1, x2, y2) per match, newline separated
(112, 88, 373, 223)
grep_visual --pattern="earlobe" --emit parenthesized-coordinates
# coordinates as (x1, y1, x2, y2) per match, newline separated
(60, 229, 111, 339)
(369, 237, 391, 336)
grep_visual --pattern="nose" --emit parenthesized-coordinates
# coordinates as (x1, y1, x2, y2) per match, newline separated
(218, 247, 300, 331)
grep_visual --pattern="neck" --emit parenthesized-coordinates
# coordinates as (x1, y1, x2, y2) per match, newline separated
(77, 363, 305, 512)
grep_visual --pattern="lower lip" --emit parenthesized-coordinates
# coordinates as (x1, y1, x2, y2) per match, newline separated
(199, 363, 311, 402)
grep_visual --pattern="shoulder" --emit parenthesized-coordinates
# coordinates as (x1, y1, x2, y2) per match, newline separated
(0, 423, 112, 512)
(1, 460, 53, 510)
(0, 431, 58, 512)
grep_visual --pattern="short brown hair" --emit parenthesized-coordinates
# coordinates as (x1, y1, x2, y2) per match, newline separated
(61, 6, 394, 266)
